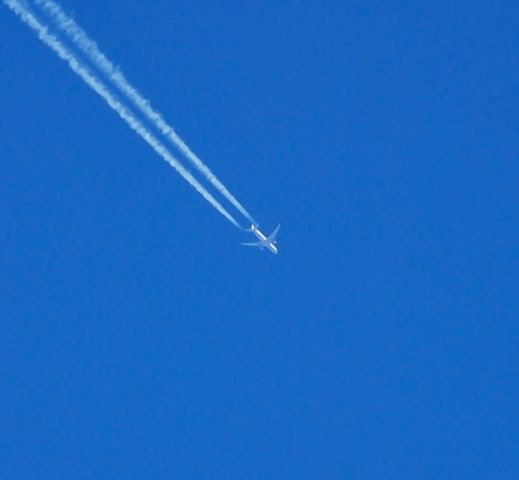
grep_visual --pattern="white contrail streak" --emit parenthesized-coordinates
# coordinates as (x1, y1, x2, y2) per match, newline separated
(34, 0, 256, 225)
(4, 0, 242, 229)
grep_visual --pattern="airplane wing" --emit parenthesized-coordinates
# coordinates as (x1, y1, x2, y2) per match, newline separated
(268, 224, 281, 242)
(241, 241, 263, 247)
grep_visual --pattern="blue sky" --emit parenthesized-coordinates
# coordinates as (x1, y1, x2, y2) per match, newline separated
(1, 1, 517, 478)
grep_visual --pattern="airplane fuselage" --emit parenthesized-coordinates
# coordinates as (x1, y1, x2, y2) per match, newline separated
(251, 224, 278, 254)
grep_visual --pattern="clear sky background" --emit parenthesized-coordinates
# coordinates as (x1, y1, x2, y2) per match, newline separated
(1, 1, 517, 478)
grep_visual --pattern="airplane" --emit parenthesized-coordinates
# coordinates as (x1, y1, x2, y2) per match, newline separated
(241, 224, 280, 254)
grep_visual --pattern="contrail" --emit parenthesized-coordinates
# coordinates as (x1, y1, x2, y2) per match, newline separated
(4, 0, 242, 229)
(34, 0, 257, 225)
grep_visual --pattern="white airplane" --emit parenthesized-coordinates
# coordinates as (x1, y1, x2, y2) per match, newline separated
(242, 224, 280, 254)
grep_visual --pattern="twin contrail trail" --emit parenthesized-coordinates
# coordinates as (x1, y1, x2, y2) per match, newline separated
(33, 0, 256, 226)
(4, 0, 250, 229)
